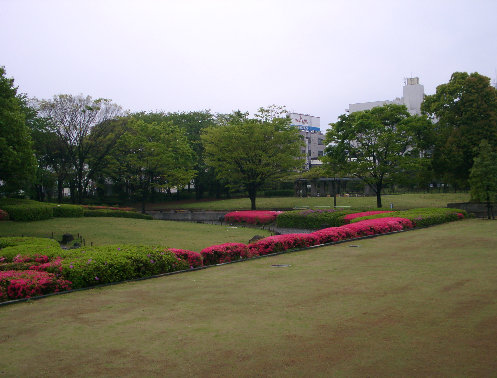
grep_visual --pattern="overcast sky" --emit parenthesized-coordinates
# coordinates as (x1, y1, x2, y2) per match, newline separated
(2, 0, 497, 129)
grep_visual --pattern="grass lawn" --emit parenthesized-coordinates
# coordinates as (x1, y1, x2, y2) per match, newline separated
(1, 218, 496, 376)
(146, 192, 470, 211)
(0, 217, 271, 251)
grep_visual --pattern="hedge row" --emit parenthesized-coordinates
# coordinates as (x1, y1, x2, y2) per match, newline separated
(351, 207, 468, 227)
(224, 211, 281, 225)
(275, 209, 357, 229)
(0, 200, 150, 221)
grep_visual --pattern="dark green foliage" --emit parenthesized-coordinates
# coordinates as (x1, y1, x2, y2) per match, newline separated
(0, 67, 36, 192)
(276, 209, 356, 229)
(351, 207, 467, 227)
(83, 209, 153, 220)
(422, 72, 497, 186)
(469, 139, 497, 203)
(59, 245, 188, 289)
(1, 204, 53, 221)
(51, 204, 84, 218)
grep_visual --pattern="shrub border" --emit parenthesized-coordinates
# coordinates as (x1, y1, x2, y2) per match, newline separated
(0, 224, 421, 307)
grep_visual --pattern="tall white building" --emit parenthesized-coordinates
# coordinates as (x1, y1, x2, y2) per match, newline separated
(347, 77, 425, 115)
(288, 113, 325, 170)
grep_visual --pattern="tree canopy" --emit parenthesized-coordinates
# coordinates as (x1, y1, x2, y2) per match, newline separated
(201, 107, 303, 209)
(0, 67, 36, 192)
(421, 72, 497, 187)
(469, 139, 497, 216)
(324, 104, 433, 208)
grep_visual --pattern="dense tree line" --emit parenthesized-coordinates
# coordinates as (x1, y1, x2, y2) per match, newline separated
(2, 66, 496, 209)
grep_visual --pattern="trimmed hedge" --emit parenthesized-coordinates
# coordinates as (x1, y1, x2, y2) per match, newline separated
(1, 204, 53, 221)
(276, 209, 356, 229)
(0, 209, 9, 221)
(59, 245, 188, 289)
(51, 204, 84, 218)
(0, 237, 62, 262)
(83, 209, 153, 220)
(351, 207, 468, 227)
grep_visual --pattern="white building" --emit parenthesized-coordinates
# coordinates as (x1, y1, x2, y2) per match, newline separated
(288, 113, 325, 170)
(347, 77, 425, 115)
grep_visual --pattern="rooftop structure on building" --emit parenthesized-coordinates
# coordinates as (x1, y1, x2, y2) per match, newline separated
(288, 112, 325, 170)
(347, 77, 424, 116)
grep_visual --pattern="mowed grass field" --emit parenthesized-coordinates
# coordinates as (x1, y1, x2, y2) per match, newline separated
(147, 192, 470, 210)
(1, 218, 496, 376)
(0, 218, 271, 251)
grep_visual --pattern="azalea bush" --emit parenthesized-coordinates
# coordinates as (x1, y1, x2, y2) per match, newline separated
(249, 233, 321, 255)
(59, 245, 188, 289)
(0, 204, 53, 221)
(0, 270, 72, 301)
(83, 209, 152, 220)
(342, 211, 393, 223)
(51, 204, 84, 218)
(276, 209, 356, 229)
(351, 208, 467, 227)
(224, 211, 281, 225)
(342, 217, 414, 237)
(200, 243, 249, 265)
(169, 248, 203, 268)
(0, 209, 9, 221)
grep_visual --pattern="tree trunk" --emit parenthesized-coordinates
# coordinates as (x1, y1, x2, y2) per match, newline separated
(376, 183, 383, 208)
(248, 184, 257, 210)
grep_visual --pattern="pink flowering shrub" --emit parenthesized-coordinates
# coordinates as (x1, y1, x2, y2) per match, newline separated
(342, 211, 393, 224)
(0, 209, 9, 221)
(169, 249, 203, 268)
(311, 227, 356, 244)
(342, 217, 414, 237)
(200, 243, 249, 265)
(249, 233, 321, 255)
(224, 211, 282, 225)
(0, 270, 72, 301)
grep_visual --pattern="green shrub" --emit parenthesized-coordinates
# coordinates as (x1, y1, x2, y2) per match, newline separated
(59, 245, 188, 289)
(0, 204, 53, 221)
(51, 204, 84, 218)
(0, 237, 62, 261)
(351, 207, 468, 227)
(276, 209, 356, 229)
(83, 209, 153, 220)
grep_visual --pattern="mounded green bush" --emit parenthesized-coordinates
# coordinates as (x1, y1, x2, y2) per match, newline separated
(59, 245, 188, 289)
(83, 209, 153, 220)
(351, 207, 468, 227)
(0, 204, 53, 221)
(0, 237, 62, 261)
(276, 209, 357, 229)
(51, 204, 84, 218)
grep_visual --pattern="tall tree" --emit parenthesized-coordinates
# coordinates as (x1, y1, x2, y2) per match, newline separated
(324, 104, 433, 208)
(469, 139, 497, 218)
(201, 107, 303, 210)
(106, 117, 196, 212)
(36, 94, 124, 202)
(0, 67, 36, 192)
(421, 72, 497, 187)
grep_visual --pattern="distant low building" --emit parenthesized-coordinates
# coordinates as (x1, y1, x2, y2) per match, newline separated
(288, 112, 326, 170)
(347, 77, 425, 116)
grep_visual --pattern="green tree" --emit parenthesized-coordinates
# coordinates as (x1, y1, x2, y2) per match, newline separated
(36, 94, 124, 202)
(107, 117, 196, 212)
(201, 107, 303, 210)
(324, 104, 433, 208)
(469, 139, 497, 218)
(422, 72, 497, 187)
(0, 67, 36, 192)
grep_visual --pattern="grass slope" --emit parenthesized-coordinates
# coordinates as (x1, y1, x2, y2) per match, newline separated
(0, 217, 271, 251)
(0, 219, 496, 376)
(147, 193, 470, 210)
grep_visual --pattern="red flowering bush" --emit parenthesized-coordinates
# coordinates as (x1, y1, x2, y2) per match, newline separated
(0, 270, 72, 301)
(342, 211, 393, 224)
(169, 249, 203, 268)
(311, 227, 356, 244)
(0, 209, 9, 221)
(224, 211, 282, 225)
(200, 243, 249, 265)
(342, 217, 414, 237)
(249, 233, 321, 255)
